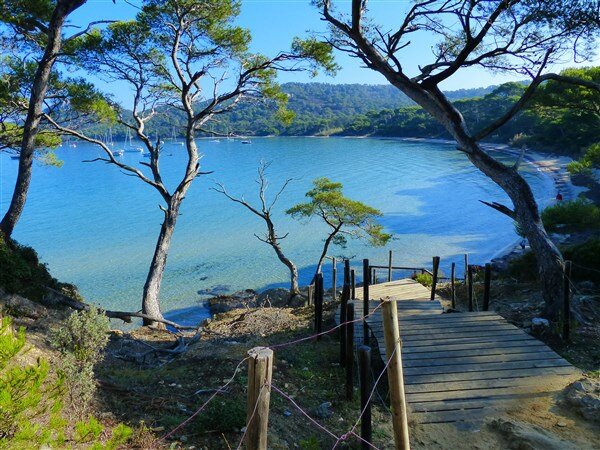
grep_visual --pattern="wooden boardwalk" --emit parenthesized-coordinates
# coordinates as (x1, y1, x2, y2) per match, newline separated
(338, 279, 580, 425)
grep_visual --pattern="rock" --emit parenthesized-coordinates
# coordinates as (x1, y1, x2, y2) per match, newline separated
(490, 419, 575, 450)
(531, 317, 550, 332)
(556, 421, 567, 427)
(562, 378, 600, 422)
(0, 289, 47, 319)
(207, 290, 257, 313)
(315, 401, 333, 419)
(257, 288, 292, 308)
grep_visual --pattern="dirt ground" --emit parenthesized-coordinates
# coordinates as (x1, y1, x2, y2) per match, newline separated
(9, 280, 599, 449)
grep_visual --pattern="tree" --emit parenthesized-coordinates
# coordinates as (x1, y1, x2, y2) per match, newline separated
(287, 178, 391, 281)
(47, 0, 335, 327)
(0, 0, 94, 239)
(213, 161, 300, 297)
(319, 0, 600, 318)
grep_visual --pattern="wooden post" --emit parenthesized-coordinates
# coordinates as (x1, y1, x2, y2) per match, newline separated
(563, 260, 572, 341)
(344, 259, 350, 285)
(345, 303, 355, 401)
(359, 345, 372, 449)
(351, 269, 356, 299)
(246, 347, 273, 450)
(307, 284, 314, 307)
(315, 273, 324, 340)
(332, 257, 337, 301)
(450, 262, 456, 310)
(467, 265, 474, 312)
(362, 259, 370, 346)
(340, 274, 349, 365)
(372, 268, 377, 285)
(464, 253, 468, 282)
(430, 256, 440, 301)
(381, 299, 410, 450)
(483, 263, 491, 311)
(388, 250, 393, 282)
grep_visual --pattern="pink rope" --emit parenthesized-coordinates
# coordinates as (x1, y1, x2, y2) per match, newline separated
(269, 301, 384, 350)
(270, 383, 341, 440)
(331, 343, 398, 449)
(160, 356, 250, 441)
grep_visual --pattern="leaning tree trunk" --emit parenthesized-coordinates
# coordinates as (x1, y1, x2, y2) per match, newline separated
(142, 202, 180, 328)
(271, 241, 300, 296)
(0, 7, 71, 238)
(465, 144, 564, 318)
(408, 85, 565, 318)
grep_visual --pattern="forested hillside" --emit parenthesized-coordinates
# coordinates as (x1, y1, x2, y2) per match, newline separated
(123, 82, 497, 138)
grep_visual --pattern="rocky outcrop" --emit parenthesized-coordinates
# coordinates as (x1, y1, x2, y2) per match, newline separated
(0, 288, 48, 319)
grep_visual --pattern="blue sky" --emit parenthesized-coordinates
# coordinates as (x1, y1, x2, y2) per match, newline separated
(69, 0, 597, 105)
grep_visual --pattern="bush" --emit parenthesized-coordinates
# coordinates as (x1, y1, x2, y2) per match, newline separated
(413, 273, 433, 287)
(49, 307, 110, 414)
(0, 233, 77, 302)
(0, 317, 131, 448)
(542, 199, 600, 233)
(563, 239, 600, 282)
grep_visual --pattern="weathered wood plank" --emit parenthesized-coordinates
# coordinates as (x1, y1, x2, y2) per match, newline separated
(405, 366, 579, 385)
(402, 345, 557, 360)
(406, 385, 565, 403)
(401, 358, 572, 377)
(403, 350, 561, 368)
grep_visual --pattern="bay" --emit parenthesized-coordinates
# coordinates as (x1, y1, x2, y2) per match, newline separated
(0, 137, 554, 322)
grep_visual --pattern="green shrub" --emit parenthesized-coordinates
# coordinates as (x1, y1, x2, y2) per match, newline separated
(563, 238, 600, 282)
(542, 199, 600, 233)
(0, 317, 131, 448)
(413, 273, 433, 287)
(50, 307, 110, 414)
(0, 234, 76, 302)
(193, 397, 246, 433)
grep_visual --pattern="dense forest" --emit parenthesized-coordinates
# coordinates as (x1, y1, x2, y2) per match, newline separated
(90, 82, 498, 139)
(97, 70, 599, 159)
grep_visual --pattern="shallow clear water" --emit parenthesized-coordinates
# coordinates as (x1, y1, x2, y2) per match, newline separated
(0, 137, 554, 323)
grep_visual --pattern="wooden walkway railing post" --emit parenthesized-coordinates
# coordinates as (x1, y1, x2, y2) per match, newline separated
(388, 250, 393, 282)
(381, 299, 410, 450)
(430, 256, 440, 301)
(315, 273, 324, 340)
(467, 265, 474, 312)
(332, 257, 337, 301)
(450, 262, 456, 309)
(483, 263, 491, 311)
(345, 303, 355, 401)
(246, 347, 273, 450)
(362, 259, 370, 345)
(464, 253, 469, 282)
(563, 260, 572, 341)
(359, 345, 372, 449)
(351, 269, 356, 299)
(340, 265, 350, 364)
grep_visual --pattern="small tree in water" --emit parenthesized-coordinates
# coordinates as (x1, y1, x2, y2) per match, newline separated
(287, 178, 391, 282)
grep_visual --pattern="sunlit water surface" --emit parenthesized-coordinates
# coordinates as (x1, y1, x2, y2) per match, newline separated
(0, 137, 554, 324)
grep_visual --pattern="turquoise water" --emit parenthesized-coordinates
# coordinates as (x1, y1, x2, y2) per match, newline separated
(0, 137, 554, 322)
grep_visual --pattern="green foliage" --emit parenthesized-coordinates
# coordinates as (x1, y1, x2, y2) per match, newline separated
(300, 436, 321, 450)
(291, 37, 338, 76)
(0, 234, 68, 301)
(562, 239, 600, 282)
(287, 177, 391, 249)
(193, 397, 246, 433)
(0, 317, 131, 448)
(49, 307, 110, 414)
(413, 273, 433, 287)
(541, 199, 600, 233)
(567, 142, 600, 177)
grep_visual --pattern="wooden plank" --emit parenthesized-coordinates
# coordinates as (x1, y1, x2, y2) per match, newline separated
(407, 391, 555, 413)
(405, 366, 579, 384)
(402, 345, 558, 360)
(370, 328, 529, 343)
(399, 336, 543, 350)
(391, 323, 518, 336)
(402, 358, 572, 377)
(402, 331, 527, 347)
(406, 385, 565, 403)
(398, 342, 546, 355)
(403, 351, 561, 368)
